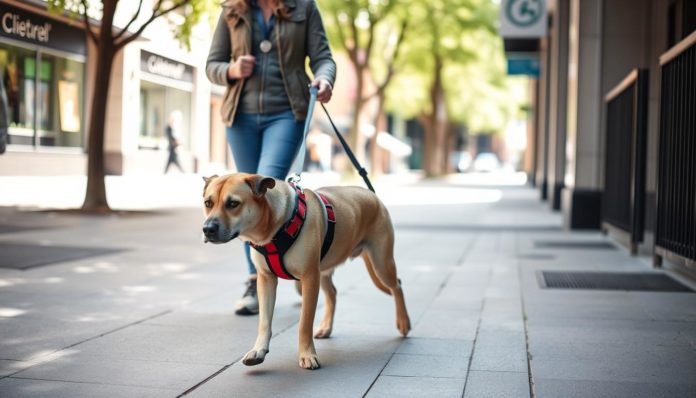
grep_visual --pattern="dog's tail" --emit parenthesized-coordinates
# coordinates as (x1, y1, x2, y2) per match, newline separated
(363, 253, 392, 296)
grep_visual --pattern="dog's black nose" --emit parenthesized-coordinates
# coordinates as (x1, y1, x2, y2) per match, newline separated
(203, 220, 220, 237)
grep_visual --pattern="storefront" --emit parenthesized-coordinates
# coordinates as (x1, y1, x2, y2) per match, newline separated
(0, 3, 86, 151)
(138, 50, 193, 152)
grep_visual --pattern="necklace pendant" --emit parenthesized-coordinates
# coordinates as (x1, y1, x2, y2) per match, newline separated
(260, 40, 272, 53)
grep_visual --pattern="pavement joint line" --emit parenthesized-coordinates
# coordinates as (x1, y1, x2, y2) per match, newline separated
(361, 351, 397, 398)
(516, 232, 536, 398)
(176, 279, 359, 396)
(362, 235, 478, 398)
(460, 288, 487, 398)
(3, 310, 173, 380)
(8, 375, 180, 391)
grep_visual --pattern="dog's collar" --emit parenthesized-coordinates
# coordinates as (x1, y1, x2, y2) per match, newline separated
(251, 183, 335, 280)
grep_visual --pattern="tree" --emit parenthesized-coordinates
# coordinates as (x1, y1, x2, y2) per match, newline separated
(383, 0, 507, 176)
(48, 0, 213, 212)
(319, 0, 407, 171)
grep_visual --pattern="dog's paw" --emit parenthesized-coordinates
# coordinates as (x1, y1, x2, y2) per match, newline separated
(314, 326, 332, 339)
(242, 349, 268, 366)
(298, 353, 320, 370)
(397, 316, 411, 337)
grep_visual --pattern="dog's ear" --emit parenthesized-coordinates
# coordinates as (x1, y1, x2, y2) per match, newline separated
(245, 175, 276, 197)
(202, 175, 218, 194)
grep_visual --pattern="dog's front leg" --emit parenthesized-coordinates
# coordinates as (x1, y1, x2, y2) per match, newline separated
(242, 272, 277, 366)
(298, 268, 321, 369)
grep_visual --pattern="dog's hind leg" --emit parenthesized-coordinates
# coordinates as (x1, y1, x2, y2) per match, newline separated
(314, 270, 336, 339)
(364, 236, 411, 337)
(362, 252, 391, 295)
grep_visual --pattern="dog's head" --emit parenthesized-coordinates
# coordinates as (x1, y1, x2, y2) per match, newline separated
(201, 173, 276, 244)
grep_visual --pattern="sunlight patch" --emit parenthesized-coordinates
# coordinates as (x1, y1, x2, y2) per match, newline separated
(0, 307, 27, 317)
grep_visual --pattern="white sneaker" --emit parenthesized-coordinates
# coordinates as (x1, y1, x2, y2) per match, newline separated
(235, 278, 259, 315)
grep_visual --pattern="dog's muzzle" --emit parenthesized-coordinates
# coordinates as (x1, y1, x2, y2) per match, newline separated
(202, 219, 238, 243)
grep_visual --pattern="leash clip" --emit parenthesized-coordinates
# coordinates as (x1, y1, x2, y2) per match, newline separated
(286, 173, 302, 184)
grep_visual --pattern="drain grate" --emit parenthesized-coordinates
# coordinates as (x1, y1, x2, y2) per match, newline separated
(535, 240, 616, 250)
(539, 271, 693, 292)
(0, 242, 126, 270)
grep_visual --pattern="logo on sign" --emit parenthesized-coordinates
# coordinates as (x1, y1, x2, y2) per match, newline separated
(506, 0, 544, 28)
(146, 55, 185, 80)
(2, 12, 52, 42)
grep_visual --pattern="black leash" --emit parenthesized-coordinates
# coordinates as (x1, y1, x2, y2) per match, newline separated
(319, 102, 376, 193)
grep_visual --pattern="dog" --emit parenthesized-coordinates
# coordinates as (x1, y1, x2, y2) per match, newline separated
(201, 173, 411, 370)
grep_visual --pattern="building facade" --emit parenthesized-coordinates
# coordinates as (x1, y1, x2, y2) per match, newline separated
(0, 0, 233, 176)
(511, 0, 696, 270)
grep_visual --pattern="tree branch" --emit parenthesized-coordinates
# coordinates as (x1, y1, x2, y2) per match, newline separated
(365, 18, 408, 100)
(115, 0, 188, 49)
(114, 0, 146, 40)
(331, 11, 356, 64)
(80, 0, 98, 44)
(349, 6, 362, 67)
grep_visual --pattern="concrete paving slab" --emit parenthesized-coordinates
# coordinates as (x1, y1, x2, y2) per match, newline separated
(12, 354, 222, 391)
(534, 378, 696, 398)
(381, 353, 469, 378)
(0, 316, 158, 362)
(186, 346, 392, 398)
(470, 330, 528, 373)
(366, 375, 466, 398)
(395, 337, 473, 358)
(464, 371, 530, 398)
(0, 377, 175, 398)
(530, 346, 696, 384)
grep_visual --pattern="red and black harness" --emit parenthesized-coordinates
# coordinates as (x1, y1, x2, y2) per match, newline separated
(250, 184, 336, 280)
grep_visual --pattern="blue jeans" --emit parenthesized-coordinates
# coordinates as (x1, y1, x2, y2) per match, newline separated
(227, 110, 305, 275)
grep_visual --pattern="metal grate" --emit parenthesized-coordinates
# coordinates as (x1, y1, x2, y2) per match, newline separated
(0, 242, 126, 270)
(539, 271, 693, 292)
(534, 240, 616, 250)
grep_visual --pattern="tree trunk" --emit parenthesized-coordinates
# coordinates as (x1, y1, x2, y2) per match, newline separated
(81, 1, 118, 213)
(348, 69, 364, 160)
(422, 56, 447, 176)
(369, 91, 386, 175)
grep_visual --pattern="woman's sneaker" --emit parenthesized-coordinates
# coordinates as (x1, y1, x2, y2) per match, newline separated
(235, 278, 259, 315)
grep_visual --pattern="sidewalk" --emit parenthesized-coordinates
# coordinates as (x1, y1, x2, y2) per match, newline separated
(0, 173, 694, 397)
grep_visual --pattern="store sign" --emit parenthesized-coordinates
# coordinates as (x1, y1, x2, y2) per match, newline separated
(0, 4, 86, 55)
(141, 50, 194, 83)
(499, 0, 547, 38)
(507, 56, 540, 76)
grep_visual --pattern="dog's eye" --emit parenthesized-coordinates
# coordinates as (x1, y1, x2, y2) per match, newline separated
(204, 200, 213, 208)
(226, 199, 240, 209)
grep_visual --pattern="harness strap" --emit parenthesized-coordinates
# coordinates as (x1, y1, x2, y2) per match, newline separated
(318, 193, 336, 260)
(250, 183, 306, 280)
(251, 185, 336, 280)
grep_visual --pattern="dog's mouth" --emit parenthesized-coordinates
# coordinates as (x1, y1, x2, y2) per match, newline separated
(204, 231, 239, 244)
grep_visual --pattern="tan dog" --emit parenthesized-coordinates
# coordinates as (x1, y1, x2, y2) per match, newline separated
(201, 173, 411, 370)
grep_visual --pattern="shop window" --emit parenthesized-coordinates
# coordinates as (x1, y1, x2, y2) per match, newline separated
(0, 42, 84, 149)
(138, 80, 191, 151)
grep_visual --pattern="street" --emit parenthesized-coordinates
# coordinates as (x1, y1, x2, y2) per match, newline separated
(0, 172, 695, 397)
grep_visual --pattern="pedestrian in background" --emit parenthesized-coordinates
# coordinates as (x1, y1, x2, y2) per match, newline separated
(206, 0, 336, 315)
(164, 110, 185, 173)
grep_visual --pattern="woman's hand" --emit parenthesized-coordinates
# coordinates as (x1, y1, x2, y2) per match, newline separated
(227, 55, 256, 80)
(312, 78, 333, 103)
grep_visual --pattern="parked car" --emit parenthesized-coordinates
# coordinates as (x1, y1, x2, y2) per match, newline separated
(473, 152, 500, 172)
